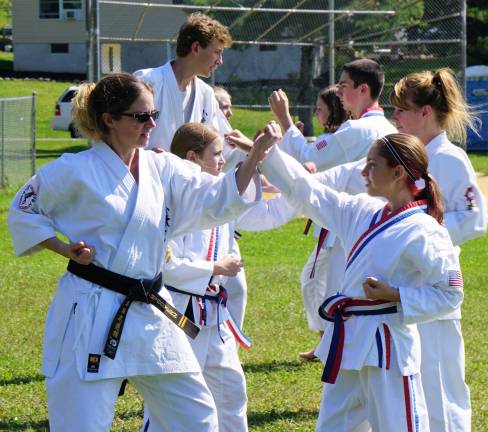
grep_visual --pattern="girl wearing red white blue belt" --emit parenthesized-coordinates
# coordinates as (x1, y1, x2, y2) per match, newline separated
(143, 122, 296, 432)
(260, 130, 464, 432)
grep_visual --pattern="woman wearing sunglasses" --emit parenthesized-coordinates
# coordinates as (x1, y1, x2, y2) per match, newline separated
(260, 130, 464, 431)
(8, 73, 278, 431)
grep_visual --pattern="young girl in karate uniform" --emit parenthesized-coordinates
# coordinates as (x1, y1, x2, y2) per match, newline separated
(143, 122, 296, 432)
(260, 130, 464, 432)
(390, 68, 486, 432)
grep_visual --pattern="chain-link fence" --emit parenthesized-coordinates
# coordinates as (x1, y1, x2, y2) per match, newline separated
(94, 0, 465, 135)
(0, 95, 36, 188)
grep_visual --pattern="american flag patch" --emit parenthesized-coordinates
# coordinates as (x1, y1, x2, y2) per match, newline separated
(316, 139, 328, 151)
(448, 270, 463, 288)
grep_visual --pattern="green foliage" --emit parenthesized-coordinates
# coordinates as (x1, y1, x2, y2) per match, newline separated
(467, 1, 488, 65)
(0, 0, 10, 28)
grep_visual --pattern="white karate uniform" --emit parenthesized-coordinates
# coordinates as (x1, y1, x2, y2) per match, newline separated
(135, 63, 248, 327)
(261, 147, 464, 432)
(134, 61, 227, 151)
(160, 226, 248, 432)
(8, 142, 260, 432)
(278, 109, 396, 171)
(143, 194, 295, 432)
(300, 160, 367, 332)
(309, 134, 486, 431)
(279, 112, 395, 332)
(418, 132, 487, 432)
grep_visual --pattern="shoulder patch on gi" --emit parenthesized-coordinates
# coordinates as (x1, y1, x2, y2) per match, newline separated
(316, 139, 328, 151)
(464, 186, 477, 210)
(18, 184, 37, 210)
(87, 353, 101, 373)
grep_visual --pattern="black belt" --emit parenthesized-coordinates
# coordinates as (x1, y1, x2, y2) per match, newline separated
(67, 260, 200, 360)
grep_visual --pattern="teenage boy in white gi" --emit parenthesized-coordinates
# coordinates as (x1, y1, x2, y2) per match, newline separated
(268, 58, 396, 172)
(134, 12, 232, 152)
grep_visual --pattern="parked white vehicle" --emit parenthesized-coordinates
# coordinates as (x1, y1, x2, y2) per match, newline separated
(51, 86, 81, 138)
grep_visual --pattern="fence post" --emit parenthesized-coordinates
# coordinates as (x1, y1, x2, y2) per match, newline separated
(460, 0, 467, 96)
(328, 0, 335, 85)
(1, 100, 5, 187)
(31, 92, 36, 176)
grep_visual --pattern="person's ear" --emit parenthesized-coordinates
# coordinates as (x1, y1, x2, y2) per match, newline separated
(191, 41, 200, 55)
(359, 83, 369, 95)
(102, 112, 115, 130)
(186, 150, 198, 162)
(393, 165, 404, 180)
(421, 105, 433, 118)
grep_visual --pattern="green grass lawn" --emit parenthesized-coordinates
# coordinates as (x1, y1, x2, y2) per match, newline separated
(0, 190, 487, 431)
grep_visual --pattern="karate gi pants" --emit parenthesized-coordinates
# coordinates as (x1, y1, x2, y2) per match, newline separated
(224, 240, 248, 329)
(192, 323, 248, 432)
(418, 319, 471, 432)
(144, 322, 248, 432)
(46, 312, 218, 432)
(301, 243, 344, 332)
(316, 354, 429, 432)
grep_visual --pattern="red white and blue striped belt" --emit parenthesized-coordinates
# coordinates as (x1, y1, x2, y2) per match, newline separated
(319, 293, 397, 384)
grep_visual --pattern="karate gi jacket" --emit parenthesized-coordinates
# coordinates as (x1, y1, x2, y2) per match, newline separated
(261, 147, 464, 376)
(8, 142, 259, 381)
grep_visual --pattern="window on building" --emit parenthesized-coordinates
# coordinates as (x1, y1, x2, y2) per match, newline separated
(51, 43, 69, 54)
(40, 0, 60, 19)
(39, 1, 82, 19)
(63, 1, 82, 9)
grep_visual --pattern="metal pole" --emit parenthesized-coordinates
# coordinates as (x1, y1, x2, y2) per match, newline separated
(1, 100, 4, 187)
(328, 0, 335, 85)
(460, 0, 467, 96)
(86, 0, 101, 81)
(94, 0, 101, 80)
(31, 92, 36, 176)
(86, 0, 93, 81)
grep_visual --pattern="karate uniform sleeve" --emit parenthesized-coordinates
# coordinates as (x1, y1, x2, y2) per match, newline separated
(432, 152, 487, 245)
(163, 237, 213, 296)
(8, 174, 58, 256)
(259, 146, 364, 243)
(235, 194, 300, 231)
(278, 123, 368, 171)
(398, 228, 464, 324)
(222, 144, 247, 173)
(311, 158, 366, 194)
(163, 153, 261, 239)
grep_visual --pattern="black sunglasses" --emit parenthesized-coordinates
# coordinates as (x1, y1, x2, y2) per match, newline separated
(120, 110, 160, 123)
